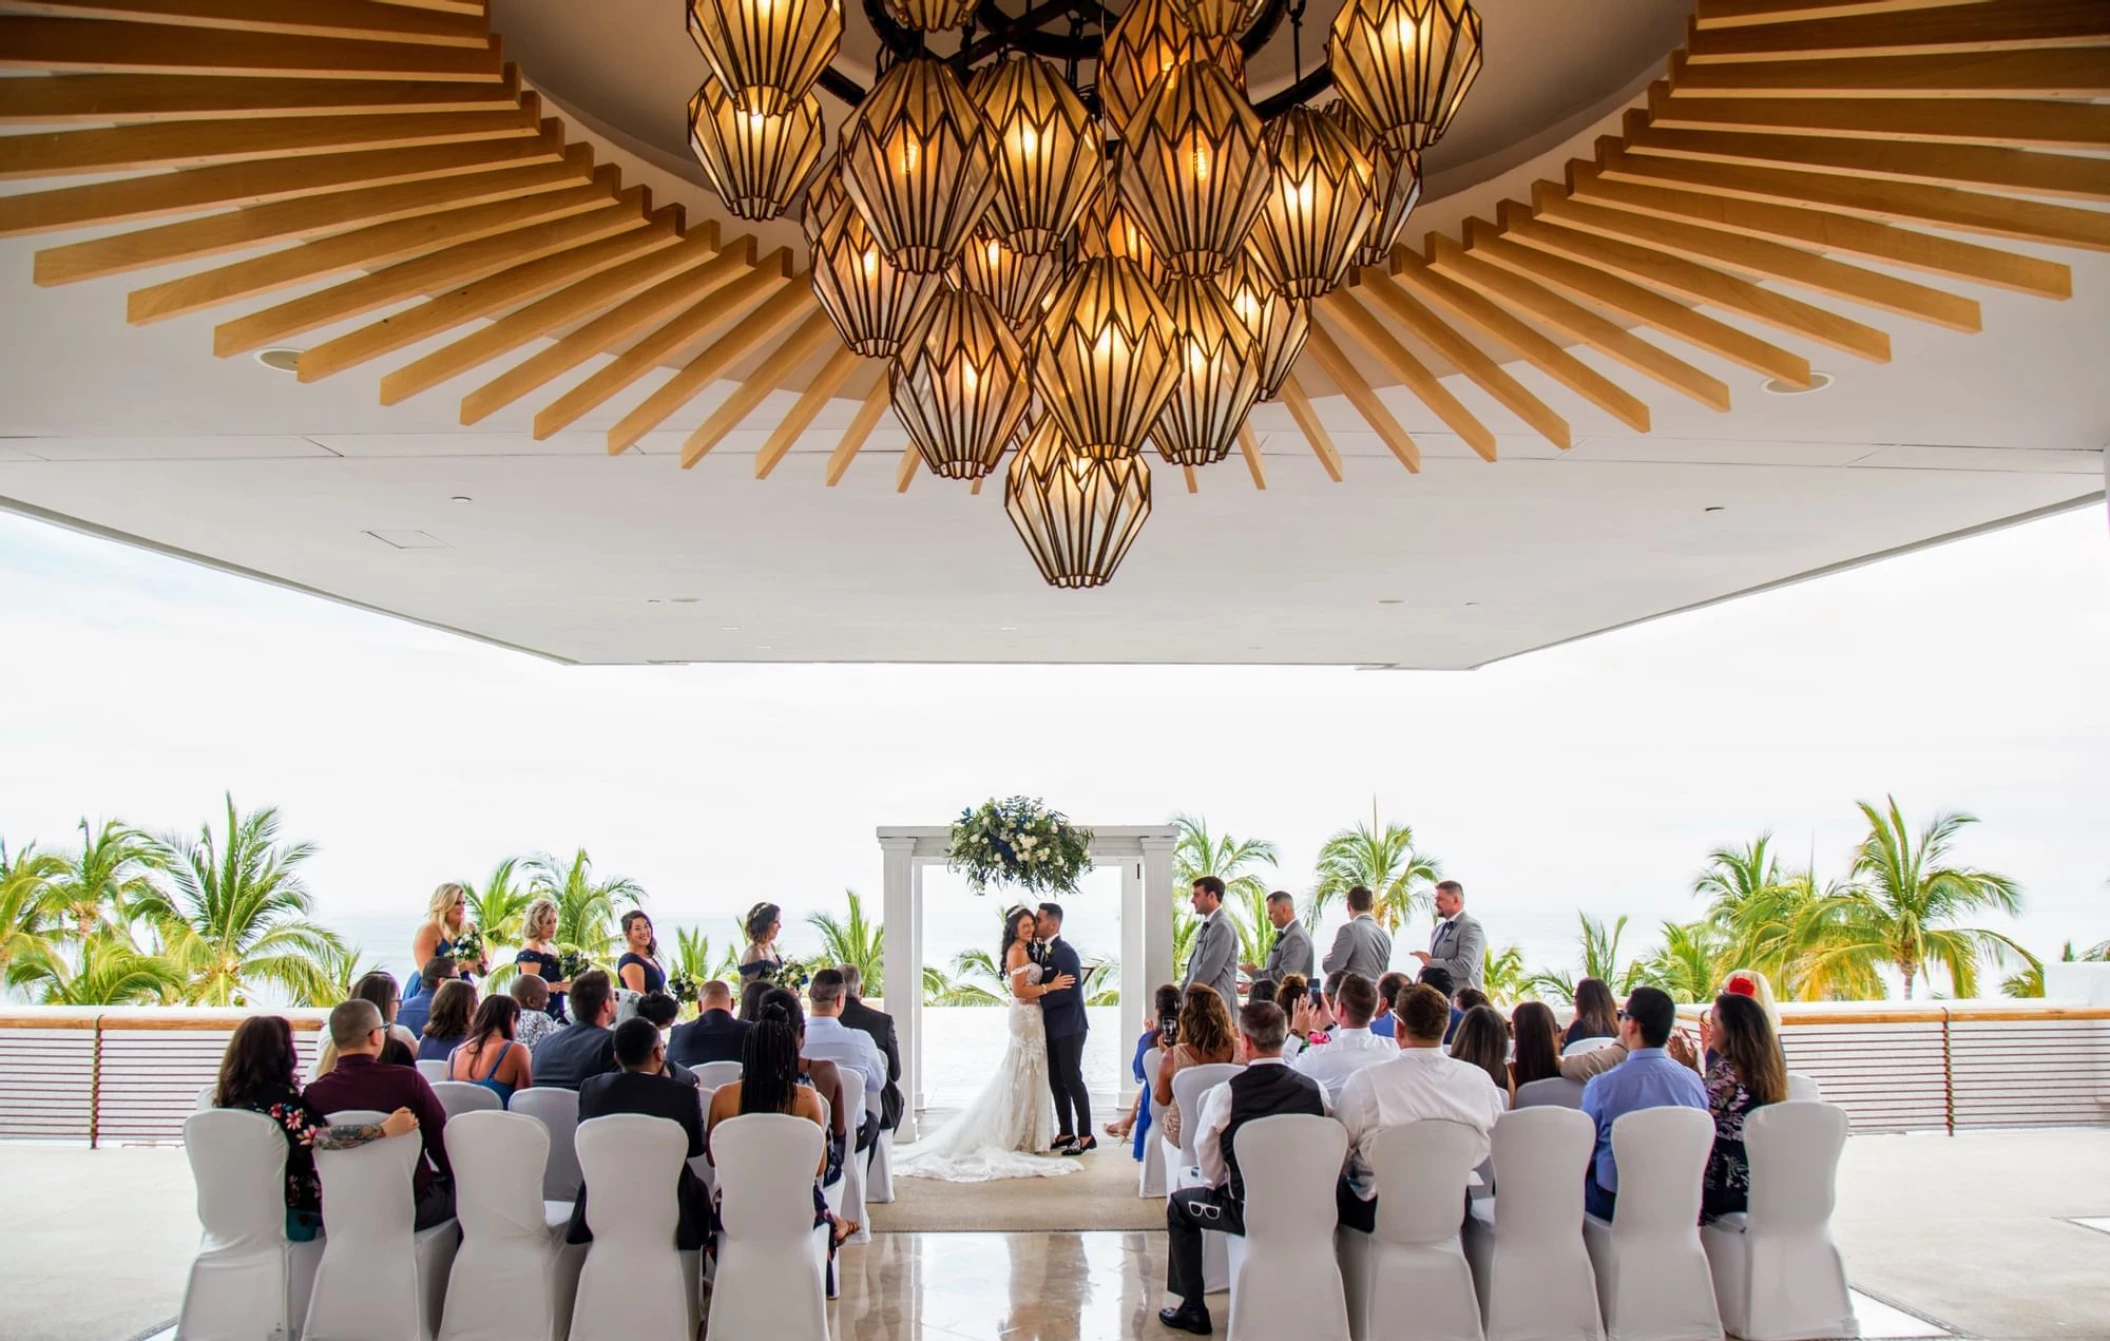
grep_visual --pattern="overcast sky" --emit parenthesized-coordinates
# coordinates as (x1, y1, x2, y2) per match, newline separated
(1, 502, 2104, 997)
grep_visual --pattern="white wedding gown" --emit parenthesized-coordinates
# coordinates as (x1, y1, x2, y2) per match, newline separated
(895, 960, 1076, 1182)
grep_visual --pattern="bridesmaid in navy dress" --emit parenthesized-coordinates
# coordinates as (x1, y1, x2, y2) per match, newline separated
(409, 882, 484, 998)
(737, 902, 783, 985)
(514, 896, 571, 1022)
(616, 909, 666, 995)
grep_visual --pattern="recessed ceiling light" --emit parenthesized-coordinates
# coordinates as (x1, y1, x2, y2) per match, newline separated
(1760, 371, 1834, 396)
(998, 625, 1018, 631)
(253, 347, 303, 374)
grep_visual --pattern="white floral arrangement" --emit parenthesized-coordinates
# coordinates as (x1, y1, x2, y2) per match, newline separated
(947, 797, 1094, 896)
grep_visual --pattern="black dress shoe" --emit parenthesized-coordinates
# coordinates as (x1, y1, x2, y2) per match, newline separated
(1062, 1135, 1098, 1156)
(1050, 1134, 1078, 1153)
(1158, 1303, 1212, 1335)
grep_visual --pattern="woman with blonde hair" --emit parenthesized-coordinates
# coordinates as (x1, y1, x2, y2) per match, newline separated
(410, 882, 484, 994)
(1151, 985, 1236, 1151)
(514, 896, 571, 1022)
(1718, 967, 1782, 1033)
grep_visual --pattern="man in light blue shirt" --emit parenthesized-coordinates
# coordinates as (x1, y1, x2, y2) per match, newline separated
(1580, 985, 1708, 1219)
(805, 968, 886, 1155)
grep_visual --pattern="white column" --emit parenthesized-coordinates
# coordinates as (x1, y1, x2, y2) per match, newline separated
(1118, 851, 1145, 1102)
(910, 859, 926, 1118)
(880, 835, 920, 1141)
(1141, 832, 1176, 1012)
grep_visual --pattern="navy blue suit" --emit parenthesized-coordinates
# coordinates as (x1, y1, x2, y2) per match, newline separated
(1040, 937, 1091, 1142)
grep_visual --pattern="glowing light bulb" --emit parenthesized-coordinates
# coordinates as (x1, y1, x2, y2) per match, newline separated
(897, 139, 920, 175)
(1191, 144, 1211, 184)
(962, 362, 980, 393)
(1017, 125, 1040, 157)
(986, 239, 1003, 267)
(861, 248, 880, 280)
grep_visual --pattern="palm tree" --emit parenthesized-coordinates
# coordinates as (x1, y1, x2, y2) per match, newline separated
(1479, 943, 1535, 1005)
(1171, 814, 1279, 968)
(0, 841, 68, 995)
(1801, 797, 2026, 999)
(132, 796, 345, 1006)
(1528, 912, 1644, 1001)
(1310, 804, 1442, 932)
(312, 941, 378, 1005)
(47, 819, 164, 944)
(1229, 885, 1274, 975)
(807, 889, 885, 997)
(669, 926, 739, 990)
(1079, 956, 1121, 1006)
(29, 933, 183, 1006)
(1639, 919, 1730, 1003)
(524, 849, 644, 963)
(464, 857, 532, 983)
(929, 948, 1008, 1005)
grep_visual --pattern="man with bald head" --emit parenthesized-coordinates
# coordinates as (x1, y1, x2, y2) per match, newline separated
(667, 979, 749, 1067)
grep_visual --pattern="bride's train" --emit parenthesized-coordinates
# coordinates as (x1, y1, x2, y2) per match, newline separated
(894, 961, 1076, 1183)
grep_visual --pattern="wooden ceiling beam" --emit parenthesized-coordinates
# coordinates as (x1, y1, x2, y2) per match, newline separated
(1430, 231, 1733, 412)
(1596, 142, 2110, 251)
(1694, 1, 1997, 31)
(0, 120, 566, 237)
(1236, 423, 1267, 489)
(33, 144, 595, 285)
(1391, 247, 1652, 433)
(1649, 81, 2110, 149)
(755, 345, 864, 479)
(0, 70, 524, 123)
(1299, 318, 1428, 470)
(1275, 375, 1345, 481)
(895, 445, 921, 492)
(825, 377, 893, 486)
(1663, 46, 2110, 98)
(679, 309, 840, 468)
(297, 205, 686, 382)
(1313, 293, 1487, 463)
(213, 186, 650, 355)
(5, 0, 491, 46)
(1529, 181, 1976, 333)
(128, 167, 622, 323)
(1353, 268, 1572, 449)
(1684, 0, 2110, 63)
(0, 16, 505, 81)
(607, 276, 813, 455)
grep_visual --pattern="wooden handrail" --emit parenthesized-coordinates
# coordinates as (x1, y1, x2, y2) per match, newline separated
(1674, 1004, 2110, 1026)
(0, 1008, 327, 1031)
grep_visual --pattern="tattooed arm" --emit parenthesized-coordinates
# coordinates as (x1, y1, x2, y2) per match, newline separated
(312, 1107, 418, 1150)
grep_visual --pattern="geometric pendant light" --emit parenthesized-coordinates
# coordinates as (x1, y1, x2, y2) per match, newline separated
(1098, 0, 1247, 139)
(890, 286, 1034, 480)
(956, 229, 1066, 331)
(1326, 0, 1484, 153)
(839, 55, 1000, 274)
(1248, 104, 1376, 299)
(686, 0, 844, 117)
(1004, 415, 1155, 589)
(1148, 275, 1260, 467)
(809, 185, 943, 357)
(1116, 61, 1271, 279)
(971, 54, 1103, 256)
(687, 78, 825, 221)
(1215, 253, 1311, 402)
(1032, 255, 1182, 460)
(1325, 100, 1423, 269)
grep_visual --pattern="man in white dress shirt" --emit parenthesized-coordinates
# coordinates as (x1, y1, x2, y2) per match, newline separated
(1333, 982, 1507, 1232)
(804, 968, 886, 1155)
(1292, 972, 1393, 1102)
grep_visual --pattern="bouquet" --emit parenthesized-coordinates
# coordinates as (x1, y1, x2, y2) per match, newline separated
(557, 949, 593, 983)
(668, 971, 700, 1005)
(450, 925, 484, 967)
(947, 796, 1093, 895)
(766, 958, 811, 994)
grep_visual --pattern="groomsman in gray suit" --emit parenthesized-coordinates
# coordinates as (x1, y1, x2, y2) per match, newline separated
(1245, 891, 1314, 983)
(1323, 886, 1393, 981)
(1411, 880, 1485, 990)
(1181, 876, 1241, 1009)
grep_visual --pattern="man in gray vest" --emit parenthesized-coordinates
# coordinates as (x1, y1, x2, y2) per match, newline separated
(1181, 876, 1240, 1010)
(1323, 885, 1392, 981)
(1244, 890, 1314, 983)
(1411, 879, 1485, 990)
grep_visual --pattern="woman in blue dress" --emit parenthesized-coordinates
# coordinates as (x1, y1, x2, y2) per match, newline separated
(410, 882, 484, 997)
(616, 909, 666, 995)
(416, 979, 476, 1062)
(446, 995, 532, 1106)
(514, 896, 570, 1023)
(737, 902, 783, 984)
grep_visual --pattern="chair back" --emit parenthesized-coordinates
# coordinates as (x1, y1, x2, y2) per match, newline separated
(712, 1113, 824, 1236)
(186, 1108, 291, 1252)
(1170, 1062, 1243, 1167)
(830, 1064, 868, 1134)
(1368, 1119, 1484, 1243)
(1489, 1107, 1594, 1239)
(1140, 1047, 1163, 1119)
(307, 1129, 425, 1338)
(1786, 1072, 1822, 1102)
(1235, 1114, 1346, 1231)
(695, 1060, 743, 1091)
(1562, 1036, 1618, 1058)
(570, 1115, 692, 1341)
(509, 1086, 582, 1202)
(1607, 1106, 1712, 1233)
(1515, 1076, 1586, 1110)
(194, 1082, 218, 1112)
(323, 1108, 389, 1125)
(416, 1059, 449, 1083)
(445, 1110, 551, 1241)
(1744, 1101, 1848, 1232)
(432, 1080, 503, 1121)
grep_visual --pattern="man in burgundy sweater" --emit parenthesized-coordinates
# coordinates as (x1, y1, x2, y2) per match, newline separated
(304, 998, 455, 1228)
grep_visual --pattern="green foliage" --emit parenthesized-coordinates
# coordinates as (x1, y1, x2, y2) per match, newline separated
(464, 857, 531, 986)
(47, 820, 163, 942)
(525, 849, 643, 962)
(1311, 804, 1441, 932)
(1637, 919, 1730, 1003)
(1168, 814, 1281, 972)
(930, 948, 1008, 1005)
(1527, 912, 1645, 1003)
(30, 932, 184, 1006)
(806, 888, 884, 997)
(1080, 955, 1120, 1006)
(948, 797, 1094, 895)
(0, 841, 68, 992)
(1480, 943, 1535, 1006)
(670, 925, 740, 989)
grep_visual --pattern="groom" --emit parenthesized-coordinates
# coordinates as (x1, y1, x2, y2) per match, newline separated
(1035, 902, 1093, 1155)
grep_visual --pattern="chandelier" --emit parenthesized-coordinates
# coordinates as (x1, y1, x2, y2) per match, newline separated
(686, 0, 1485, 587)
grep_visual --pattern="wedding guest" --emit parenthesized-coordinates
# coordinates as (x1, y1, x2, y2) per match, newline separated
(1293, 971, 1391, 1101)
(1565, 977, 1621, 1049)
(1418, 964, 1463, 1043)
(395, 956, 458, 1038)
(1323, 885, 1392, 981)
(1684, 991, 1787, 1220)
(1335, 984, 1505, 1233)
(1247, 978, 1278, 1007)
(633, 991, 697, 1086)
(1561, 1033, 1629, 1083)
(570, 1019, 712, 1253)
(1180, 878, 1240, 1010)
(416, 979, 477, 1062)
(1153, 984, 1236, 1152)
(804, 969, 885, 1156)
(514, 896, 570, 1022)
(738, 902, 783, 983)
(1107, 984, 1180, 1151)
(304, 999, 454, 1228)
(1159, 1001, 1327, 1336)
(1510, 1000, 1563, 1090)
(1580, 986, 1709, 1219)
(615, 910, 665, 995)
(312, 971, 418, 1078)
(410, 882, 482, 992)
(1449, 1004, 1513, 1104)
(1246, 890, 1315, 982)
(1275, 972, 1311, 1057)
(509, 974, 558, 1052)
(1455, 986, 1492, 1014)
(1370, 971, 1411, 1041)
(668, 979, 750, 1067)
(446, 995, 531, 1103)
(1719, 967, 1783, 1034)
(1410, 880, 1485, 990)
(736, 978, 770, 1022)
(763, 987, 852, 1187)
(837, 964, 903, 1132)
(214, 1016, 419, 1240)
(531, 969, 619, 1089)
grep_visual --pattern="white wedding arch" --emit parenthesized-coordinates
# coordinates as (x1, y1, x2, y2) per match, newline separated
(878, 824, 1179, 1141)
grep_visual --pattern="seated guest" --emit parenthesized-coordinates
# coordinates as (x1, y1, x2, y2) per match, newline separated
(632, 992, 696, 1085)
(1455, 986, 1491, 1014)
(1510, 1000, 1563, 1090)
(1580, 986, 1709, 1220)
(510, 973, 558, 1052)
(1153, 984, 1237, 1153)
(214, 1015, 417, 1239)
(1371, 971, 1410, 1041)
(1417, 964, 1463, 1042)
(312, 971, 417, 1078)
(1247, 977, 1278, 1007)
(803, 969, 885, 1154)
(1565, 977, 1621, 1049)
(1719, 967, 1783, 1034)
(1335, 983, 1505, 1233)
(446, 995, 531, 1103)
(736, 978, 771, 1022)
(1683, 991, 1786, 1220)
(1449, 1004, 1513, 1104)
(1159, 1002, 1326, 1336)
(763, 987, 852, 1186)
(667, 979, 750, 1067)
(570, 1019, 712, 1252)
(416, 978, 476, 1062)
(837, 964, 903, 1132)
(1293, 971, 1391, 1101)
(531, 969, 619, 1089)
(1273, 972, 1310, 1057)
(395, 956, 458, 1038)
(304, 999, 454, 1228)
(1106, 984, 1181, 1150)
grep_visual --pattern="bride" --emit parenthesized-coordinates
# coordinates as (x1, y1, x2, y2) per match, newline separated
(896, 906, 1080, 1182)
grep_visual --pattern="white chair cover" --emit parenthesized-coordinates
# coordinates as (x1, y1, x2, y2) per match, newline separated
(1703, 1102, 1857, 1341)
(509, 1088, 583, 1203)
(1340, 1119, 1486, 1341)
(1785, 1073, 1822, 1103)
(693, 1060, 743, 1090)
(432, 1081, 503, 1121)
(827, 1065, 872, 1245)
(1224, 1115, 1350, 1341)
(568, 1115, 697, 1341)
(1137, 1047, 1166, 1199)
(708, 1114, 831, 1341)
(438, 1111, 585, 1341)
(305, 1126, 457, 1341)
(416, 1059, 449, 1083)
(1169, 1062, 1243, 1295)
(177, 1108, 324, 1341)
(193, 1082, 218, 1113)
(1464, 1107, 1603, 1341)
(868, 1126, 896, 1203)
(1564, 1037, 1620, 1058)
(1584, 1106, 1721, 1341)
(688, 1086, 720, 1203)
(1516, 1077, 1587, 1109)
